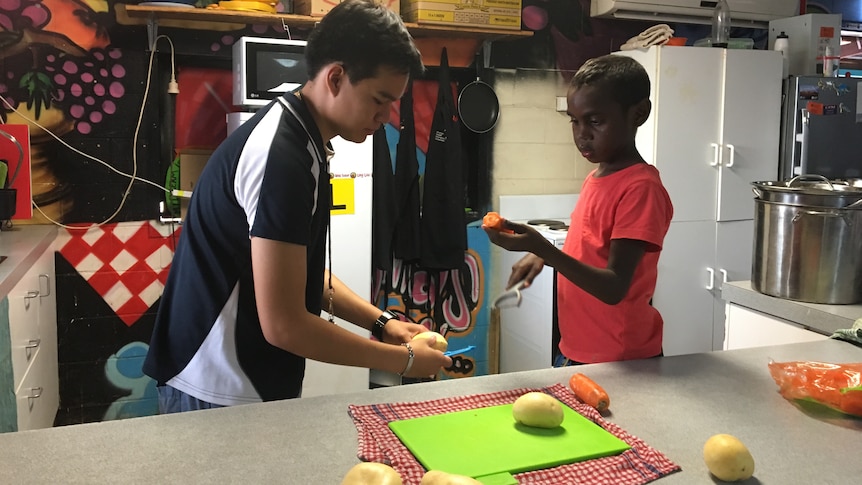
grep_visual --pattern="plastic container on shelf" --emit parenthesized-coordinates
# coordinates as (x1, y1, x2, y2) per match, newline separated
(711, 0, 731, 48)
(694, 37, 753, 49)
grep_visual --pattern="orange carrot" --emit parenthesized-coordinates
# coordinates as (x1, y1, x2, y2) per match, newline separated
(569, 373, 610, 412)
(483, 212, 514, 234)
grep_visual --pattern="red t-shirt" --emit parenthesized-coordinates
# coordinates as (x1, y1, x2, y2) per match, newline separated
(557, 163, 673, 363)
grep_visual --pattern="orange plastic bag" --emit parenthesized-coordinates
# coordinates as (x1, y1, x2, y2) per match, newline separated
(768, 360, 862, 417)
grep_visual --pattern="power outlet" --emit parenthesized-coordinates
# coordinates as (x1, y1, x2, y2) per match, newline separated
(555, 96, 568, 112)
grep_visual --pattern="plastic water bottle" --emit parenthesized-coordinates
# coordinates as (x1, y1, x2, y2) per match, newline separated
(711, 0, 731, 48)
(824, 44, 838, 77)
(774, 31, 790, 78)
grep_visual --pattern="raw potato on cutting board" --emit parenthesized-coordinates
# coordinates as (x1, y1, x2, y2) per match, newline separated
(512, 392, 564, 428)
(420, 470, 482, 484)
(341, 462, 403, 485)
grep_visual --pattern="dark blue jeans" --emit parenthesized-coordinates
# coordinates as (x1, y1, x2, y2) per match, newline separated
(553, 351, 664, 367)
(157, 385, 225, 414)
(553, 353, 585, 367)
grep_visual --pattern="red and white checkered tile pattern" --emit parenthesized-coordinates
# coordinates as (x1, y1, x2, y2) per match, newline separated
(57, 221, 180, 326)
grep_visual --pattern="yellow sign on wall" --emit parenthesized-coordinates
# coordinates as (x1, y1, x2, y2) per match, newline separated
(330, 177, 354, 215)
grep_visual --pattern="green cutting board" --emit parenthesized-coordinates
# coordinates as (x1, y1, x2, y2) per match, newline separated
(388, 403, 630, 480)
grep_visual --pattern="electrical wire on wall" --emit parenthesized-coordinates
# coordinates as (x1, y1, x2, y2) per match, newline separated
(0, 34, 178, 230)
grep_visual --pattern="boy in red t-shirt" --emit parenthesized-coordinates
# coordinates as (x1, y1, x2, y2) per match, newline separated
(484, 54, 673, 364)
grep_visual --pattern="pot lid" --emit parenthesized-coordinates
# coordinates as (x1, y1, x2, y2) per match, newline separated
(752, 175, 862, 196)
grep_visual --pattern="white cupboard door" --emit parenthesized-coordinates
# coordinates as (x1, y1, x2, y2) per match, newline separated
(653, 220, 717, 356)
(36, 249, 57, 351)
(7, 271, 42, 390)
(724, 304, 828, 350)
(653, 47, 723, 223)
(717, 50, 782, 222)
(712, 220, 756, 349)
(15, 348, 59, 431)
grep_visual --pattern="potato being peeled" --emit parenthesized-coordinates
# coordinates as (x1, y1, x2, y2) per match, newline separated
(420, 470, 482, 485)
(512, 392, 565, 428)
(411, 331, 448, 352)
(341, 462, 403, 485)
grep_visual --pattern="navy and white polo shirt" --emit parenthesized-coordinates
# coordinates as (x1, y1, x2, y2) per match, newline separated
(143, 94, 329, 405)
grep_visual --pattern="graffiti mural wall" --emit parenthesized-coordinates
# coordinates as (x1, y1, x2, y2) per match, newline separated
(0, 0, 665, 426)
(54, 220, 178, 424)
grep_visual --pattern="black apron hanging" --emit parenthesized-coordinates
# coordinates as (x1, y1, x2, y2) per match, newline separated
(392, 79, 421, 263)
(420, 47, 467, 270)
(371, 126, 396, 272)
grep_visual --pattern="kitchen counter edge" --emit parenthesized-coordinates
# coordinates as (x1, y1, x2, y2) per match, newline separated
(0, 225, 59, 298)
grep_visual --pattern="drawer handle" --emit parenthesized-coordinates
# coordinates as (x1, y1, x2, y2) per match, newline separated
(25, 290, 40, 300)
(25, 338, 41, 349)
(28, 387, 43, 399)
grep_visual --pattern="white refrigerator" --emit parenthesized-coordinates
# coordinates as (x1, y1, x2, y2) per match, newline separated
(301, 136, 373, 397)
(618, 46, 783, 356)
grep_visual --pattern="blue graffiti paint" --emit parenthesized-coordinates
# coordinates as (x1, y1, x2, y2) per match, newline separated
(103, 341, 158, 420)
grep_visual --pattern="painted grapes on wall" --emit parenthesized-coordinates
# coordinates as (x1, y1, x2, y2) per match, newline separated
(0, 0, 128, 222)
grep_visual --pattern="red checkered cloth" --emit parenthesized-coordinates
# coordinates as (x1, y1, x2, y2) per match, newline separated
(348, 383, 680, 485)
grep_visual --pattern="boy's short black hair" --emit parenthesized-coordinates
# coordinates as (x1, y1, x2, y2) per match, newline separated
(570, 55, 650, 110)
(305, 0, 424, 83)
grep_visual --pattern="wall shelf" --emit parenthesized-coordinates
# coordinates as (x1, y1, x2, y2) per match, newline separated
(116, 4, 532, 55)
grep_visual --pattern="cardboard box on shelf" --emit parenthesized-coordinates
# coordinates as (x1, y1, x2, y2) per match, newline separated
(401, 0, 522, 30)
(178, 149, 212, 219)
(294, 0, 399, 17)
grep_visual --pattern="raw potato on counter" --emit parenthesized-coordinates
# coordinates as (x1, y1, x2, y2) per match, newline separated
(703, 434, 755, 482)
(412, 331, 448, 352)
(512, 392, 565, 428)
(420, 470, 482, 485)
(341, 462, 402, 485)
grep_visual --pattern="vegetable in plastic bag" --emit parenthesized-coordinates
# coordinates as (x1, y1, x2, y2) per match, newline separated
(767, 360, 862, 417)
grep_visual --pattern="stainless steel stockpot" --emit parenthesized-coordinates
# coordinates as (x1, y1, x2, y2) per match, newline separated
(751, 175, 862, 304)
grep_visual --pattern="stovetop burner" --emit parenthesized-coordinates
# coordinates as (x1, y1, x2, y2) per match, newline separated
(526, 219, 569, 231)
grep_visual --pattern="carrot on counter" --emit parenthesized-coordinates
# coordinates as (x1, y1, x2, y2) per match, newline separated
(569, 373, 610, 412)
(482, 212, 514, 234)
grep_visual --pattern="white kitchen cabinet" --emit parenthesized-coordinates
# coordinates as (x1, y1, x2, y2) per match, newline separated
(619, 46, 783, 355)
(6, 247, 58, 431)
(724, 303, 828, 350)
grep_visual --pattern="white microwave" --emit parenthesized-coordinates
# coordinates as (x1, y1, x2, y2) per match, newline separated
(232, 36, 308, 109)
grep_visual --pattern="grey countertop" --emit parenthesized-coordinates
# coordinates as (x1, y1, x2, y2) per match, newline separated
(0, 224, 58, 297)
(723, 280, 862, 336)
(1, 339, 861, 484)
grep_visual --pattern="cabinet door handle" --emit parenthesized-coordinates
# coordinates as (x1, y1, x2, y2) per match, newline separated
(710, 143, 720, 167)
(724, 144, 735, 168)
(39, 274, 51, 297)
(719, 268, 728, 289)
(28, 387, 43, 399)
(25, 290, 40, 300)
(706, 267, 715, 290)
(25, 338, 41, 349)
